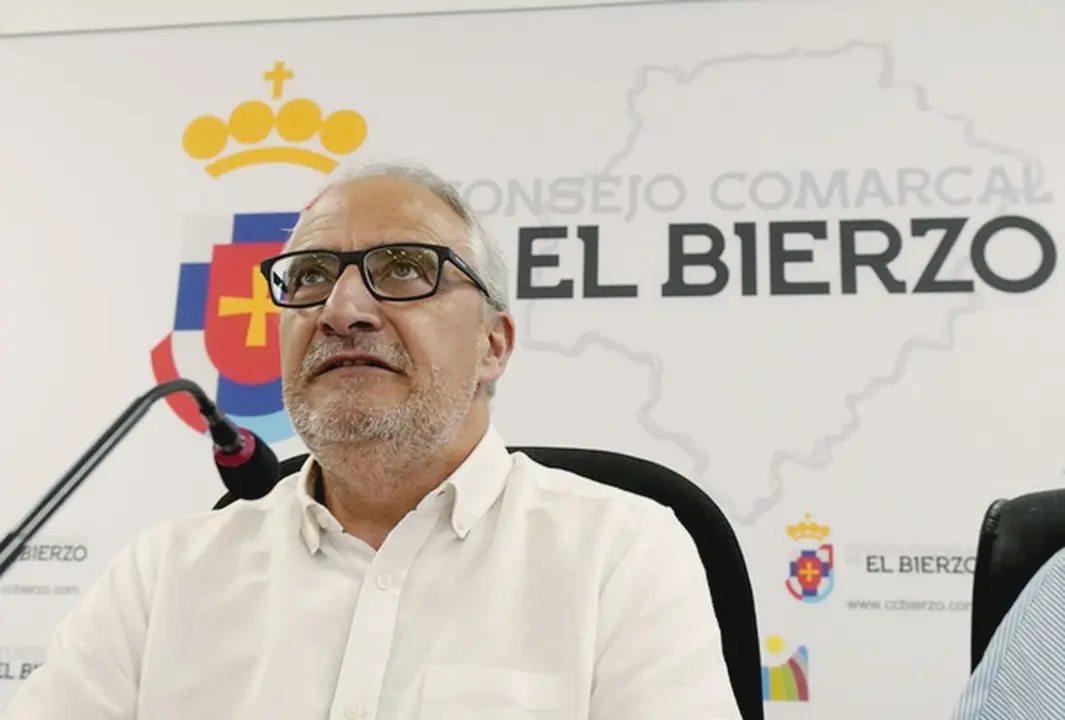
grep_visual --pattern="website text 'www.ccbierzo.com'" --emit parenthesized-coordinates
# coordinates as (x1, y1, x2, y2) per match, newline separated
(846, 598, 972, 612)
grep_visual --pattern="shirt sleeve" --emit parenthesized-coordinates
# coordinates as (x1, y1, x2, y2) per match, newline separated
(952, 546, 1065, 719)
(2, 536, 156, 720)
(590, 505, 743, 720)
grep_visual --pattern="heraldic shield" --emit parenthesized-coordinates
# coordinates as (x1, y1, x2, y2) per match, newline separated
(786, 543, 835, 603)
(150, 212, 298, 444)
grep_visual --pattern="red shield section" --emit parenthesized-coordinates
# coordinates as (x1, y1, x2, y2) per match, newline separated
(793, 555, 823, 593)
(204, 242, 285, 385)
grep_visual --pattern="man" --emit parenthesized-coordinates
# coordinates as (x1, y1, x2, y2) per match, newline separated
(952, 546, 1065, 718)
(3, 161, 742, 720)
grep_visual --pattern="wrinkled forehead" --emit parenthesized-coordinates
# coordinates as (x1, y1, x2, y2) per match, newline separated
(285, 177, 471, 254)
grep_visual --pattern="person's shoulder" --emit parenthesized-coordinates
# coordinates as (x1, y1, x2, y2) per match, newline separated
(952, 542, 1065, 717)
(993, 545, 1065, 619)
(979, 544, 1065, 660)
(506, 450, 678, 533)
(124, 475, 302, 563)
(504, 451, 708, 599)
(1035, 545, 1065, 581)
(1014, 544, 1065, 609)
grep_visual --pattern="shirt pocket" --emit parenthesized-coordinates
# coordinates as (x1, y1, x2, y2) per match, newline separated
(420, 664, 574, 720)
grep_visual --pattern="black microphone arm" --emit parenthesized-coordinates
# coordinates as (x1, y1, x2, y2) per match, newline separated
(0, 378, 242, 582)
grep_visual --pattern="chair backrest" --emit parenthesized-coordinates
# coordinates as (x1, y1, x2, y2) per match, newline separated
(227, 446, 764, 719)
(971, 488, 1065, 670)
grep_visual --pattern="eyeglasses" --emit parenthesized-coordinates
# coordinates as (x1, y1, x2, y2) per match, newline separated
(259, 243, 492, 308)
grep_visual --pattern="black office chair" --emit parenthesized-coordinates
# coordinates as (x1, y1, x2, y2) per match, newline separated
(218, 446, 764, 719)
(971, 488, 1065, 670)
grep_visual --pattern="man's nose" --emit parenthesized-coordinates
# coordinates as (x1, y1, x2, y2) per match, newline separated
(317, 266, 384, 336)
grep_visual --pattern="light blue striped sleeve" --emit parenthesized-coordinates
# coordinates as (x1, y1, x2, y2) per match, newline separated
(952, 546, 1065, 719)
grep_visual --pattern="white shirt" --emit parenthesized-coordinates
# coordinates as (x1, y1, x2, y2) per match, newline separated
(3, 426, 742, 720)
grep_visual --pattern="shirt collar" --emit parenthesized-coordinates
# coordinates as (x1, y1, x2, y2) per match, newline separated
(294, 425, 513, 554)
(294, 461, 340, 554)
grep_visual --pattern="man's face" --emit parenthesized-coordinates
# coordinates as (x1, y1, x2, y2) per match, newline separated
(278, 176, 512, 452)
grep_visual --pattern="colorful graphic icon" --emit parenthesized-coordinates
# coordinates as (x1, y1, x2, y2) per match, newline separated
(786, 513, 835, 603)
(150, 212, 297, 443)
(761, 635, 809, 702)
(181, 61, 368, 178)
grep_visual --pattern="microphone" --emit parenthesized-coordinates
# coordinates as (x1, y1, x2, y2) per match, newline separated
(0, 378, 269, 581)
(213, 427, 280, 507)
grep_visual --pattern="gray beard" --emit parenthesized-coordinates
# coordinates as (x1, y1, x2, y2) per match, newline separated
(284, 361, 479, 472)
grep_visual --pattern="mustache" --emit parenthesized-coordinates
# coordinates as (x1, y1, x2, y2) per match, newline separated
(299, 337, 412, 378)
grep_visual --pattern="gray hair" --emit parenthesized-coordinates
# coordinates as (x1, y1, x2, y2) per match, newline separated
(293, 159, 511, 397)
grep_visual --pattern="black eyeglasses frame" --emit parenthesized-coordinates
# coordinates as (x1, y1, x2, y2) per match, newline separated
(258, 242, 493, 308)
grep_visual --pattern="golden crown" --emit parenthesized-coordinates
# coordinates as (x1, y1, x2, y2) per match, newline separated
(787, 513, 830, 541)
(182, 61, 367, 177)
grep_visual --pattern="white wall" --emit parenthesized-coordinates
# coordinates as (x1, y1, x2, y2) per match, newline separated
(0, 0, 691, 36)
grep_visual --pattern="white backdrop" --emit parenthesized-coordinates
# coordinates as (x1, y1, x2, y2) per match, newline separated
(3, 2, 1065, 717)
(0, 0, 677, 36)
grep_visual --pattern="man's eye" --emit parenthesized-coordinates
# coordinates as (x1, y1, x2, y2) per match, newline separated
(293, 269, 327, 286)
(390, 261, 420, 280)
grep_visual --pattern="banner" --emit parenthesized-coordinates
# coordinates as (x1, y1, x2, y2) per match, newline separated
(2, 3, 1064, 717)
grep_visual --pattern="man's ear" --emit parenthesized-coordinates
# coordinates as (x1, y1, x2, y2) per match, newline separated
(479, 309, 516, 386)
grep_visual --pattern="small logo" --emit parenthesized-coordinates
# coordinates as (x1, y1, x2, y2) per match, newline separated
(761, 635, 809, 702)
(786, 513, 835, 603)
(181, 61, 368, 177)
(150, 212, 297, 443)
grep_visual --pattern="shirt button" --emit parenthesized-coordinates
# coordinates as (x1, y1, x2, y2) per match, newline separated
(375, 571, 393, 590)
(345, 707, 369, 720)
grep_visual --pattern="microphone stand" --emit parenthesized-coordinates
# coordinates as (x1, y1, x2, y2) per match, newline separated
(0, 379, 219, 582)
